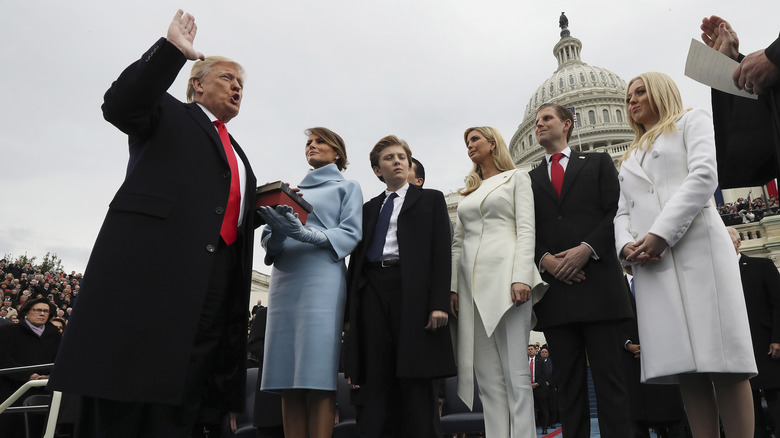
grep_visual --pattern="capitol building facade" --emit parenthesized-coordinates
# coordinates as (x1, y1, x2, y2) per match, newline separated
(508, 18, 633, 170)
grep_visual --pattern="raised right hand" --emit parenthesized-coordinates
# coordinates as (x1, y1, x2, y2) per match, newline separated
(166, 9, 205, 61)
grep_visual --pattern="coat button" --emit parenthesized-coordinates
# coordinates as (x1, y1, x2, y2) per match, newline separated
(630, 200, 635, 207)
(557, 216, 563, 220)
(648, 187, 654, 193)
(206, 244, 216, 253)
(651, 150, 659, 158)
(676, 232, 682, 238)
(619, 175, 624, 181)
(223, 171, 231, 179)
(215, 207, 225, 214)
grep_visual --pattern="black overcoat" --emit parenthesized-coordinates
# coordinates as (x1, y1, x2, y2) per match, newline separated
(344, 185, 456, 383)
(48, 39, 258, 410)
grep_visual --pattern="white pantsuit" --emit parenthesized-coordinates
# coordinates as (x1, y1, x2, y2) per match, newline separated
(451, 169, 548, 437)
(614, 108, 757, 383)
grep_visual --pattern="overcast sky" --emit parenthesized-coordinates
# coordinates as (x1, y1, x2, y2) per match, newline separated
(1, 1, 775, 275)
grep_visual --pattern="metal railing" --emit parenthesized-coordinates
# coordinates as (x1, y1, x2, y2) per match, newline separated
(0, 363, 62, 438)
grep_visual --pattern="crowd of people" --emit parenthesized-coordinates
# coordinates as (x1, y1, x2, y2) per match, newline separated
(0, 259, 80, 330)
(718, 195, 780, 225)
(1, 9, 778, 438)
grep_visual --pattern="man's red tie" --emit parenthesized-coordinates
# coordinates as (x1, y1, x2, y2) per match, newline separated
(214, 120, 240, 245)
(551, 153, 564, 197)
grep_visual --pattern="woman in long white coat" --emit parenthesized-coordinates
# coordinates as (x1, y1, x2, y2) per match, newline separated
(614, 72, 756, 438)
(451, 126, 547, 438)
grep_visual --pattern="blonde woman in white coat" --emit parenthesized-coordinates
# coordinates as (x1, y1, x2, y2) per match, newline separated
(615, 72, 757, 438)
(450, 126, 547, 438)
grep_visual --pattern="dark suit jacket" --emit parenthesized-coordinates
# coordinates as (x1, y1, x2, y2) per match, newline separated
(531, 356, 549, 394)
(530, 151, 632, 330)
(739, 254, 780, 389)
(49, 38, 258, 410)
(344, 185, 456, 384)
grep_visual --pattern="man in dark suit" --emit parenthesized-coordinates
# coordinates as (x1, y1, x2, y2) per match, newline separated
(48, 10, 258, 438)
(529, 103, 633, 438)
(529, 344, 550, 434)
(728, 227, 780, 437)
(345, 135, 456, 438)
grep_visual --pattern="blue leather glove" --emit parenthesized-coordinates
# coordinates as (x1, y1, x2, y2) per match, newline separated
(258, 205, 297, 238)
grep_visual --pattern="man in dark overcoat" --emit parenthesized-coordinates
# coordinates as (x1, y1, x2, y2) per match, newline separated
(48, 10, 258, 437)
(344, 136, 456, 438)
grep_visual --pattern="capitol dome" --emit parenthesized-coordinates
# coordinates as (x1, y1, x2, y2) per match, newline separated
(509, 14, 634, 169)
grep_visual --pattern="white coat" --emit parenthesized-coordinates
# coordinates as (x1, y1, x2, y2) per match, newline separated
(614, 108, 757, 383)
(451, 169, 548, 407)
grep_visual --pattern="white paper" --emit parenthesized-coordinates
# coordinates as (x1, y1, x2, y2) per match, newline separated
(684, 38, 758, 100)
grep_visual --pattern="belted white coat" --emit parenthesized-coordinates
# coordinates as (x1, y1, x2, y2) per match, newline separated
(614, 108, 756, 383)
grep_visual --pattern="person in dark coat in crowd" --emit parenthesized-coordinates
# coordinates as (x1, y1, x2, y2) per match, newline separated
(0, 297, 62, 438)
(620, 266, 687, 438)
(529, 344, 550, 434)
(247, 304, 284, 438)
(729, 228, 780, 438)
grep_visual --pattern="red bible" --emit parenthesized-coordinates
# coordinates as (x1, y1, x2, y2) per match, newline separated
(255, 181, 313, 225)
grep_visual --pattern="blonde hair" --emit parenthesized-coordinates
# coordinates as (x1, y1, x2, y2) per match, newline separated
(186, 56, 245, 102)
(621, 72, 687, 163)
(459, 127, 515, 196)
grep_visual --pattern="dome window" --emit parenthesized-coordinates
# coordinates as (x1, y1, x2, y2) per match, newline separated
(590, 72, 596, 82)
(579, 73, 585, 83)
(600, 72, 606, 82)
(603, 109, 610, 123)
(559, 78, 564, 89)
(569, 75, 575, 85)
(616, 110, 623, 123)
(588, 110, 596, 125)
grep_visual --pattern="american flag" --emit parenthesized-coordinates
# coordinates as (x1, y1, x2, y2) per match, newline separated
(567, 106, 577, 122)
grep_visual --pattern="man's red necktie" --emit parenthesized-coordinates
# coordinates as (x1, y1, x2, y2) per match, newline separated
(551, 153, 564, 197)
(214, 120, 240, 245)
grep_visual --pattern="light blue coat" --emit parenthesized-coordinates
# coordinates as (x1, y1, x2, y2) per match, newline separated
(261, 163, 362, 390)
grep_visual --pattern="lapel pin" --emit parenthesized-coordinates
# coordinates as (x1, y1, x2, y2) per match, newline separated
(578, 156, 585, 159)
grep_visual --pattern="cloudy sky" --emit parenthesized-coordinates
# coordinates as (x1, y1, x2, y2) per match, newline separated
(1, 0, 774, 275)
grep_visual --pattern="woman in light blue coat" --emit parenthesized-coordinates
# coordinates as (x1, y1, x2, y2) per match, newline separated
(258, 127, 362, 438)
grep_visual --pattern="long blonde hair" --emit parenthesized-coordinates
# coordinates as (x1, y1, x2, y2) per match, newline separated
(459, 127, 515, 196)
(621, 72, 688, 163)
